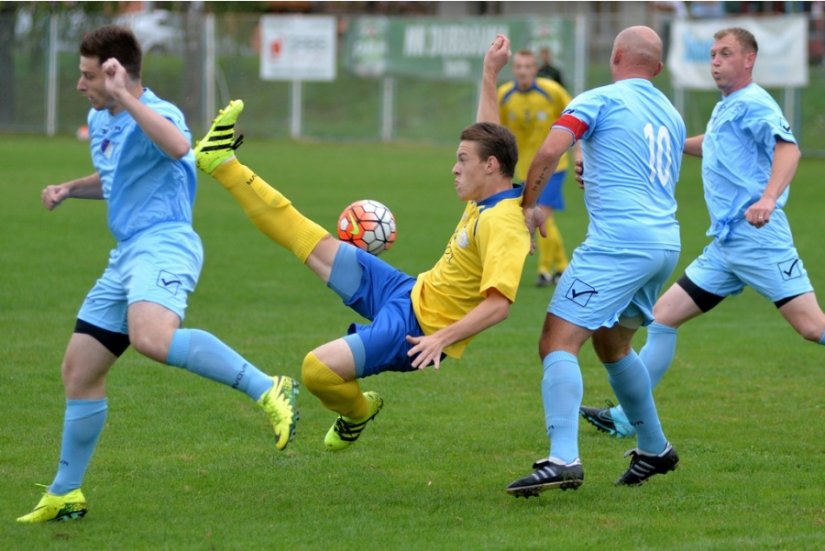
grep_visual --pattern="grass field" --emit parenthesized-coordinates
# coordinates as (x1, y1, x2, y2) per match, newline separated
(1, 134, 824, 550)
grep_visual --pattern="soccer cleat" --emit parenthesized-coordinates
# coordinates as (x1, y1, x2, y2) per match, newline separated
(615, 442, 679, 486)
(506, 458, 584, 498)
(536, 271, 564, 288)
(17, 487, 87, 523)
(580, 402, 636, 438)
(535, 272, 553, 287)
(194, 99, 246, 174)
(324, 391, 383, 451)
(258, 375, 299, 451)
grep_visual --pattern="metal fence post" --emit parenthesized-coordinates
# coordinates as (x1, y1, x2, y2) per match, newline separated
(204, 12, 216, 133)
(46, 14, 58, 137)
(381, 76, 395, 142)
(290, 80, 302, 138)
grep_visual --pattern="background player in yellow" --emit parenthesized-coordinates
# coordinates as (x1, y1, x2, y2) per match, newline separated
(498, 48, 573, 287)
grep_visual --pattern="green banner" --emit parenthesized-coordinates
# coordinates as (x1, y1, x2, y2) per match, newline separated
(344, 16, 575, 82)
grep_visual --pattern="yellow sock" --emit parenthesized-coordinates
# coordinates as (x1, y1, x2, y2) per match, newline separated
(301, 351, 369, 419)
(539, 217, 569, 273)
(211, 159, 328, 262)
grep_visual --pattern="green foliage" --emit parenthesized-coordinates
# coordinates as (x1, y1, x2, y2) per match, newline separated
(1, 135, 824, 549)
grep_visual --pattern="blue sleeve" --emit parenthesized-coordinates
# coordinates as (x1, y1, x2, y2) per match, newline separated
(742, 100, 796, 150)
(143, 100, 193, 158)
(561, 89, 605, 141)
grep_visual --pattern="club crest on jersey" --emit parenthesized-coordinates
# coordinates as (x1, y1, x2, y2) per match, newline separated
(101, 138, 114, 158)
(457, 229, 470, 248)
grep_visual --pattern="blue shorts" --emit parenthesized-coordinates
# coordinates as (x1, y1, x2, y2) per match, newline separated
(537, 170, 566, 211)
(685, 214, 813, 302)
(549, 243, 679, 330)
(77, 223, 203, 334)
(328, 245, 425, 377)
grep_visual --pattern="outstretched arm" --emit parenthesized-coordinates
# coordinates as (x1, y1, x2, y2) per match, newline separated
(476, 34, 511, 124)
(684, 134, 704, 157)
(405, 288, 511, 369)
(42, 172, 102, 210)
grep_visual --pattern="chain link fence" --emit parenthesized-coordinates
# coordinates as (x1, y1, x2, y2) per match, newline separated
(2, 9, 824, 155)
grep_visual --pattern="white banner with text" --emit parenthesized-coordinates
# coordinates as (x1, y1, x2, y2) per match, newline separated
(668, 16, 808, 89)
(260, 16, 337, 81)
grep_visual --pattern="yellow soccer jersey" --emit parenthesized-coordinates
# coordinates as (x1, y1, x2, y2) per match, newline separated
(411, 188, 530, 359)
(498, 77, 573, 182)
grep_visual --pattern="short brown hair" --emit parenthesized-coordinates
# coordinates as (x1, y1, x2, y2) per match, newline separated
(460, 122, 518, 179)
(80, 25, 142, 80)
(714, 27, 758, 54)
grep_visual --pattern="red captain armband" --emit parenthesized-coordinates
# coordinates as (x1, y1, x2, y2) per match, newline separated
(554, 114, 589, 140)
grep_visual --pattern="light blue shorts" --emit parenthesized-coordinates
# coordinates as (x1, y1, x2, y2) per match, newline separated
(685, 214, 812, 302)
(329, 245, 425, 377)
(549, 243, 679, 330)
(77, 223, 203, 334)
(536, 170, 566, 211)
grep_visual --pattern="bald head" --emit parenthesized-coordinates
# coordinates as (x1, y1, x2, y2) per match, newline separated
(611, 25, 663, 80)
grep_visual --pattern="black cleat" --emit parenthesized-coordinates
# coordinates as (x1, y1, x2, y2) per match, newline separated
(506, 458, 584, 498)
(615, 443, 679, 486)
(580, 401, 635, 438)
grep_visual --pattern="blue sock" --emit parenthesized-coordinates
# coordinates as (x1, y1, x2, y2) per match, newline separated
(640, 322, 678, 388)
(612, 322, 678, 422)
(818, 330, 825, 345)
(166, 329, 273, 401)
(327, 242, 362, 302)
(604, 350, 667, 454)
(542, 351, 583, 464)
(50, 399, 108, 495)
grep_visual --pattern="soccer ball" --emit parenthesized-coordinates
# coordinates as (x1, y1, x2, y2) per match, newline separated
(337, 199, 397, 255)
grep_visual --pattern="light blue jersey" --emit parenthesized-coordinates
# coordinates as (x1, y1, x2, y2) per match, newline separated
(80, 88, 202, 326)
(684, 82, 810, 303)
(701, 82, 796, 241)
(559, 78, 685, 250)
(88, 88, 197, 242)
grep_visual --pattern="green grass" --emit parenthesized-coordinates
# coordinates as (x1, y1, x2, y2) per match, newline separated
(1, 135, 824, 549)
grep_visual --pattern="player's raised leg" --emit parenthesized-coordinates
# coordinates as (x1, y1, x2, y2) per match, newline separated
(194, 100, 330, 267)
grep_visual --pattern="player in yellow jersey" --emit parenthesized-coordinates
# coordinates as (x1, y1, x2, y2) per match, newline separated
(498, 49, 573, 287)
(193, 35, 530, 451)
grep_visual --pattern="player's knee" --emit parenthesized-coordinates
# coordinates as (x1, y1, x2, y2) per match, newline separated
(129, 331, 170, 362)
(301, 351, 325, 395)
(60, 355, 87, 390)
(302, 350, 347, 396)
(796, 322, 825, 343)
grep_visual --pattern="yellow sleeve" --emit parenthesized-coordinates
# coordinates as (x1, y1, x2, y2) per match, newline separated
(535, 78, 573, 172)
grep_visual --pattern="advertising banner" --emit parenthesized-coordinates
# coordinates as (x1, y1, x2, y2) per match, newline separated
(344, 16, 574, 82)
(668, 16, 808, 89)
(260, 15, 337, 81)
